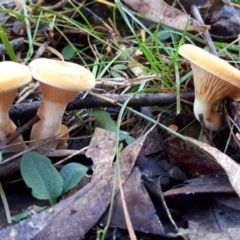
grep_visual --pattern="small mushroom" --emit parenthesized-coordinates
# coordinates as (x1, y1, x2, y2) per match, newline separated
(0, 61, 32, 151)
(57, 124, 69, 149)
(179, 44, 240, 131)
(29, 58, 95, 150)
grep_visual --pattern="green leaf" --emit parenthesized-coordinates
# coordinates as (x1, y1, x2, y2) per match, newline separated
(61, 45, 76, 60)
(91, 109, 118, 133)
(20, 152, 63, 206)
(158, 30, 171, 41)
(111, 70, 121, 78)
(91, 109, 131, 141)
(125, 135, 135, 144)
(11, 206, 48, 222)
(12, 210, 32, 222)
(112, 64, 128, 70)
(60, 162, 88, 194)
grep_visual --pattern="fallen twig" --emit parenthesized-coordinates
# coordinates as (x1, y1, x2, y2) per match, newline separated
(191, 5, 217, 55)
(0, 38, 24, 56)
(10, 92, 194, 120)
(0, 115, 40, 148)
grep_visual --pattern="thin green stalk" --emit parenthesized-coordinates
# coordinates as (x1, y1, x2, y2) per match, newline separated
(22, 0, 33, 59)
(0, 182, 12, 224)
(25, 11, 42, 62)
(175, 63, 181, 114)
(121, 99, 215, 161)
(0, 25, 17, 62)
(68, 0, 93, 30)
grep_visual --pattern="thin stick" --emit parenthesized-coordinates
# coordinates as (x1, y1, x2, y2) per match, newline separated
(0, 38, 24, 56)
(0, 115, 40, 148)
(10, 92, 195, 120)
(0, 182, 11, 224)
(191, 5, 217, 55)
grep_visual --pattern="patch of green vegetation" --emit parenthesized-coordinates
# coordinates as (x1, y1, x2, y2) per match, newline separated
(231, 0, 240, 4)
(20, 151, 87, 206)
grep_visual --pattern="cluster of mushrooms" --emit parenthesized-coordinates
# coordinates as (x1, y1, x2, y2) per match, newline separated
(0, 59, 95, 152)
(179, 44, 240, 131)
(2, 45, 237, 152)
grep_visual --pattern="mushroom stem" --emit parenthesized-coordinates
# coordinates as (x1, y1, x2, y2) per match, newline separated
(0, 90, 27, 151)
(194, 98, 221, 131)
(29, 99, 68, 150)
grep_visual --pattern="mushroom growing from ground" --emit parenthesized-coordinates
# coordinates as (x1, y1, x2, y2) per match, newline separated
(0, 61, 32, 151)
(29, 58, 95, 150)
(57, 124, 69, 149)
(179, 44, 240, 131)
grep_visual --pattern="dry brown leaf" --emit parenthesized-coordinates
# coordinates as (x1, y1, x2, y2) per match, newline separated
(101, 167, 164, 235)
(86, 128, 116, 180)
(164, 137, 224, 175)
(15, 0, 23, 10)
(164, 176, 234, 197)
(122, 0, 210, 32)
(187, 137, 240, 198)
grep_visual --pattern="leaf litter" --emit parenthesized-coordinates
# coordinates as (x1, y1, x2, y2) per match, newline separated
(2, 127, 176, 239)
(2, 0, 240, 239)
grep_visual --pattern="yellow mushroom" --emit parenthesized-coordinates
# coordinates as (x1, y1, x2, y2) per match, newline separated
(0, 61, 32, 152)
(179, 44, 240, 131)
(29, 58, 95, 150)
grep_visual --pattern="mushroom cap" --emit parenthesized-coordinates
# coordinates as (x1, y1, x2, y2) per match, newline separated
(179, 44, 240, 90)
(189, 62, 237, 104)
(0, 61, 32, 90)
(29, 58, 95, 91)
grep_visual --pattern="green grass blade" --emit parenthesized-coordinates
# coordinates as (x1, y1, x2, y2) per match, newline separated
(0, 25, 17, 62)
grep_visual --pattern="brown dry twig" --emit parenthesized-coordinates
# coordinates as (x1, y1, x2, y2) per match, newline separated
(0, 38, 24, 56)
(10, 92, 195, 120)
(0, 115, 40, 149)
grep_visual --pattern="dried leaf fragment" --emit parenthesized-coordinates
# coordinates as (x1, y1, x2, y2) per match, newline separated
(86, 128, 116, 180)
(187, 137, 240, 198)
(101, 167, 164, 235)
(164, 137, 224, 175)
(122, 0, 210, 32)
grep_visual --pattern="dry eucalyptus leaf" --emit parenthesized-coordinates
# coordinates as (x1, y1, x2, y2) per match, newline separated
(101, 167, 164, 235)
(122, 0, 210, 32)
(164, 176, 234, 197)
(15, 0, 24, 11)
(187, 137, 240, 198)
(86, 127, 116, 180)
(128, 62, 145, 77)
(164, 137, 224, 175)
(185, 199, 240, 240)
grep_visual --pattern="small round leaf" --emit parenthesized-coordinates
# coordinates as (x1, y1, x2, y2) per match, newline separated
(60, 162, 88, 194)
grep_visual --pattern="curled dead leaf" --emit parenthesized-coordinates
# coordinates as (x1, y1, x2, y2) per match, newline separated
(186, 137, 240, 199)
(164, 137, 224, 175)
